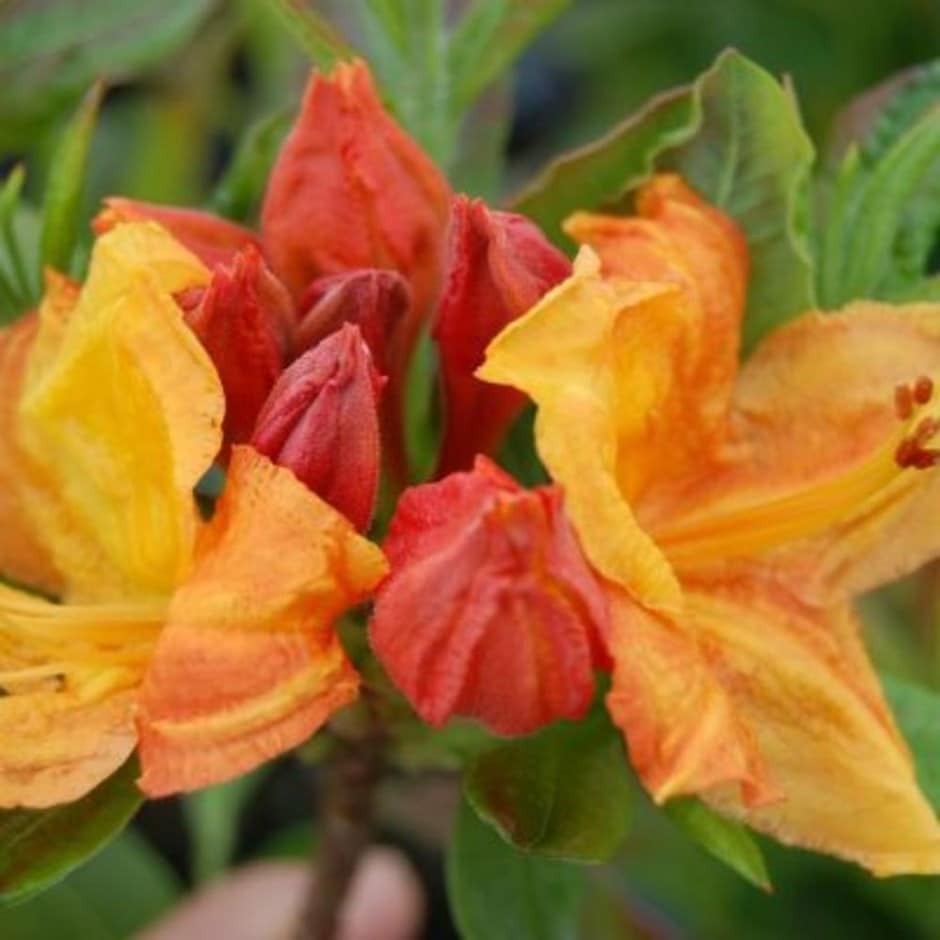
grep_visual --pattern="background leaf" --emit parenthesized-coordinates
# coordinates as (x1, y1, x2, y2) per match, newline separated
(446, 796, 586, 940)
(664, 797, 771, 891)
(0, 758, 142, 906)
(0, 831, 180, 939)
(264, 0, 357, 70)
(465, 714, 632, 863)
(883, 676, 940, 811)
(40, 81, 104, 276)
(183, 769, 267, 884)
(0, 0, 216, 149)
(515, 50, 816, 349)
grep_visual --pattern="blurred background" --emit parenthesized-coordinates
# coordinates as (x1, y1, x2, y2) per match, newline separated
(1, 1, 939, 937)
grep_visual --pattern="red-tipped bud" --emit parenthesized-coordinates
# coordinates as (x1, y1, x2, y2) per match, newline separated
(294, 270, 411, 377)
(184, 246, 294, 446)
(261, 59, 450, 322)
(370, 457, 610, 735)
(251, 324, 384, 531)
(93, 198, 258, 269)
(433, 196, 571, 475)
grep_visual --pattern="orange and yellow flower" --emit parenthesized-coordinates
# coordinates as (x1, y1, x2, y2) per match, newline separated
(479, 173, 940, 875)
(0, 222, 386, 808)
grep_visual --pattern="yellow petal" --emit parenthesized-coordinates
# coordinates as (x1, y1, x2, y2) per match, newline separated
(18, 222, 223, 602)
(563, 173, 749, 491)
(480, 248, 682, 610)
(0, 583, 162, 808)
(605, 586, 772, 806)
(652, 302, 940, 601)
(137, 446, 388, 797)
(0, 314, 63, 594)
(688, 576, 940, 875)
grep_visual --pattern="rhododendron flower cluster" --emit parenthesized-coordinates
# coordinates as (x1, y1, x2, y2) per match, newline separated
(2, 49, 940, 912)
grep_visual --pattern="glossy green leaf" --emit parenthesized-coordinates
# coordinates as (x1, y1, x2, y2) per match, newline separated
(40, 81, 104, 276)
(465, 715, 631, 862)
(183, 770, 267, 884)
(447, 797, 586, 940)
(664, 798, 771, 892)
(883, 677, 940, 810)
(209, 110, 291, 222)
(0, 0, 215, 149)
(0, 758, 142, 906)
(448, 0, 571, 114)
(0, 831, 180, 939)
(265, 0, 357, 71)
(515, 50, 817, 349)
(0, 166, 34, 318)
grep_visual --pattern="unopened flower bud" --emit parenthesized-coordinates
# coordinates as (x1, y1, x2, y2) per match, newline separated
(251, 324, 384, 531)
(370, 457, 609, 735)
(434, 196, 570, 475)
(185, 246, 294, 446)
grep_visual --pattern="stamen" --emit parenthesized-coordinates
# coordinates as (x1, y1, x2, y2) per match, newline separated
(895, 383, 914, 420)
(914, 375, 934, 405)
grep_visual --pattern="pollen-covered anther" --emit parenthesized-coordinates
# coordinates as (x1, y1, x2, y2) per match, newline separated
(895, 383, 914, 420)
(913, 375, 934, 405)
(895, 415, 940, 470)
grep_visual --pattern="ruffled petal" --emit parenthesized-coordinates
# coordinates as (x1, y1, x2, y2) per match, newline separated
(17, 223, 224, 601)
(563, 174, 749, 491)
(684, 575, 940, 876)
(651, 302, 940, 601)
(479, 248, 682, 611)
(137, 446, 387, 797)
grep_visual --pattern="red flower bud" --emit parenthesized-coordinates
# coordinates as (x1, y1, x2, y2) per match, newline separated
(294, 269, 410, 377)
(261, 60, 450, 318)
(370, 457, 610, 735)
(251, 324, 384, 531)
(433, 196, 571, 476)
(184, 246, 294, 447)
(93, 198, 258, 269)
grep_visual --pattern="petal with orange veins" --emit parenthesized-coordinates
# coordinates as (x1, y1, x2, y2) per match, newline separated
(479, 248, 682, 611)
(136, 446, 387, 797)
(564, 174, 749, 489)
(0, 584, 162, 808)
(17, 223, 224, 601)
(652, 302, 940, 601)
(684, 575, 940, 876)
(605, 586, 771, 807)
(0, 314, 63, 594)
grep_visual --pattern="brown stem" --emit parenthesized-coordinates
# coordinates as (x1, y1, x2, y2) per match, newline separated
(293, 723, 387, 940)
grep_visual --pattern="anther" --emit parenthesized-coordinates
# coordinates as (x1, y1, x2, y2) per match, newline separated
(914, 375, 934, 405)
(895, 383, 914, 420)
(896, 438, 917, 468)
(914, 417, 939, 447)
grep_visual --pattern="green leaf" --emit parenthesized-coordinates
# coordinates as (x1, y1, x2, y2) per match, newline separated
(447, 796, 586, 940)
(0, 166, 34, 318)
(448, 0, 571, 114)
(465, 714, 631, 862)
(883, 677, 940, 810)
(0, 0, 215, 149)
(40, 81, 104, 276)
(209, 110, 292, 222)
(663, 798, 771, 892)
(183, 769, 266, 884)
(0, 831, 180, 939)
(0, 758, 142, 906)
(264, 0, 357, 71)
(514, 50, 816, 349)
(512, 85, 697, 245)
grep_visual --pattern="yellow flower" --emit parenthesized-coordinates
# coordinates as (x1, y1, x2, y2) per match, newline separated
(479, 174, 940, 875)
(0, 223, 386, 808)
